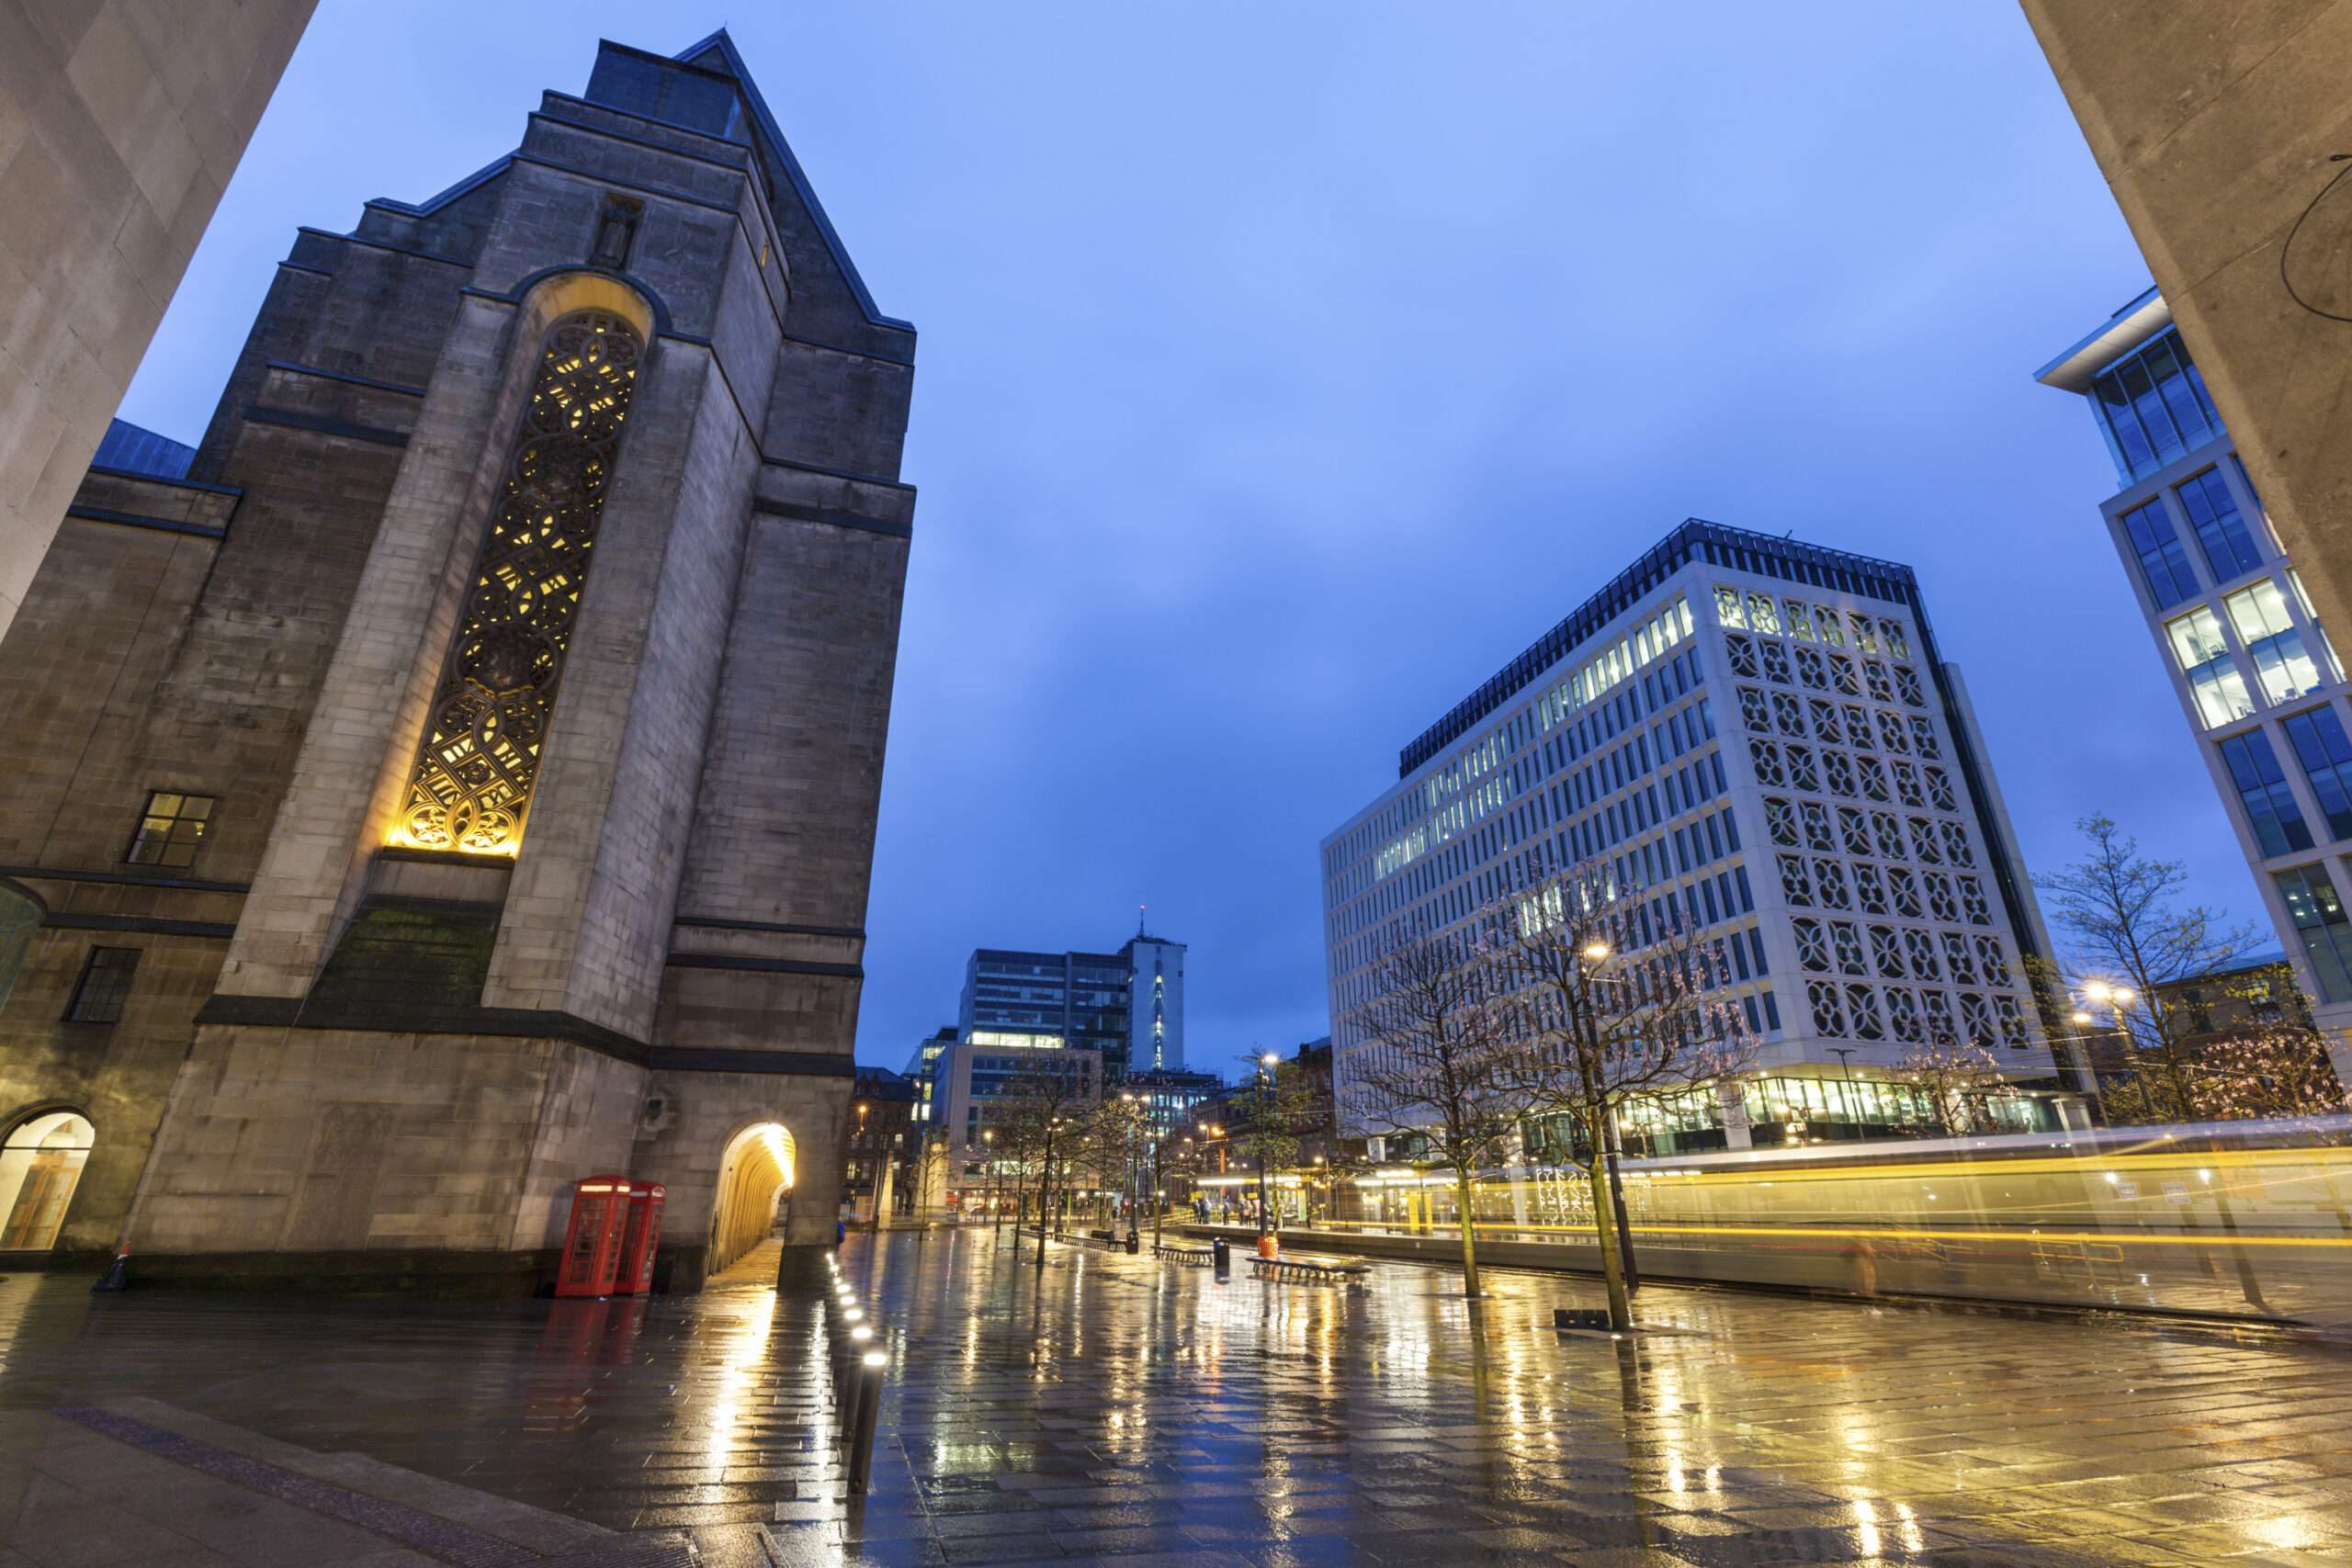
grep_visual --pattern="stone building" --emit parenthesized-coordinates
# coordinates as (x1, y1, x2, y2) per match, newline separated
(0, 0, 317, 641)
(0, 31, 917, 1292)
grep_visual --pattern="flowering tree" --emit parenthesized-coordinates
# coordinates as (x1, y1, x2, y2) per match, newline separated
(1887, 1038, 2010, 1136)
(2199, 1027, 2349, 1119)
(1340, 917, 1521, 1297)
(1489, 863, 1750, 1330)
(2096, 1023, 2348, 1123)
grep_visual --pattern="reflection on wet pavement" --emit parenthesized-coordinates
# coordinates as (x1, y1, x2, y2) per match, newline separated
(5, 1227, 2352, 1564)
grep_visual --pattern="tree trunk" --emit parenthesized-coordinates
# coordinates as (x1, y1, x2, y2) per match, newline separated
(1583, 1111, 1632, 1330)
(1453, 1165, 1484, 1297)
(1011, 1166, 1026, 1263)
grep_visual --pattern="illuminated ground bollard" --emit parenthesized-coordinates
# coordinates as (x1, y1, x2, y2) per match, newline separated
(841, 1324, 873, 1435)
(847, 1348, 887, 1495)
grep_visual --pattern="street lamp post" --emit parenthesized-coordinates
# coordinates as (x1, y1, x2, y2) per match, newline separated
(2074, 980, 2139, 1111)
(983, 1128, 999, 1234)
(1254, 1053, 1279, 1238)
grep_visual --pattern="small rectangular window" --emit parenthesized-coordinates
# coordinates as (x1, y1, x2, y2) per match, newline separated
(64, 947, 139, 1024)
(125, 791, 215, 868)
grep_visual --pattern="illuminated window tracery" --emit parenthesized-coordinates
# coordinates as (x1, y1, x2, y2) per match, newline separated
(395, 312, 640, 854)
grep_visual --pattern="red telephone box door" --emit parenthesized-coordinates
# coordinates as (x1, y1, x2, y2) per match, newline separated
(613, 1182, 665, 1295)
(556, 1176, 631, 1297)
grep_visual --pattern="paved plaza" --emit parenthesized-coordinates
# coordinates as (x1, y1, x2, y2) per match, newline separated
(2, 1229, 2351, 1565)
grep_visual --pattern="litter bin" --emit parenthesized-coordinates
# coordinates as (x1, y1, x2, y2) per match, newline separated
(1211, 1235, 1230, 1279)
(1125, 1227, 1139, 1255)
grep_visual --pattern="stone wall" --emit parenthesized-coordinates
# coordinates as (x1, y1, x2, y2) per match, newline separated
(0, 0, 315, 639)
(2021, 2, 2352, 668)
(1, 33, 916, 1292)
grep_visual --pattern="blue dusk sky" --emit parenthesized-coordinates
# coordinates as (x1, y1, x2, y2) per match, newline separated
(119, 4, 2248, 1070)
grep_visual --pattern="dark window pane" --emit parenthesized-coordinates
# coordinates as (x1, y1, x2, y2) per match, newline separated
(2177, 466, 2263, 582)
(2276, 865, 2352, 1004)
(2217, 730, 2312, 856)
(2118, 500, 2199, 610)
(2283, 706, 2352, 840)
(64, 947, 138, 1024)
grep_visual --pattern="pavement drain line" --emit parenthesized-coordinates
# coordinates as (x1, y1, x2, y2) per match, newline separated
(51, 1405, 692, 1567)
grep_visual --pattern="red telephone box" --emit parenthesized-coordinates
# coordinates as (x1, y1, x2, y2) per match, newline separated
(556, 1175, 631, 1297)
(613, 1181, 665, 1295)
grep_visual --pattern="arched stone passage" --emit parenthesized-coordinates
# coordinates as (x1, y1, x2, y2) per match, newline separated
(708, 1121, 796, 1275)
(0, 1111, 95, 1250)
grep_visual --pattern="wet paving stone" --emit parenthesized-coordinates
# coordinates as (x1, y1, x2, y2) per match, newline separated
(4, 1230, 2352, 1562)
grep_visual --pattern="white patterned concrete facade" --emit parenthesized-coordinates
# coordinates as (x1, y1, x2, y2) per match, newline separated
(1321, 521, 2077, 1155)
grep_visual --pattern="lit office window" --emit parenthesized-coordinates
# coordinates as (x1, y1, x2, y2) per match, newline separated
(2118, 499, 2199, 611)
(2215, 729, 2312, 856)
(2225, 580, 2324, 705)
(2177, 466, 2264, 583)
(2281, 705, 2352, 841)
(2165, 606, 2254, 728)
(125, 791, 214, 868)
(1746, 593, 1782, 635)
(2275, 863, 2352, 1004)
(2286, 570, 2345, 682)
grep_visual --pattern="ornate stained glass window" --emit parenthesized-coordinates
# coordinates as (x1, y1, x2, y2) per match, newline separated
(397, 312, 641, 855)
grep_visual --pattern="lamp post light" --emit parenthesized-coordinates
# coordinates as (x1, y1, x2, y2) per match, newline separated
(2074, 981, 2138, 1100)
(1255, 1053, 1280, 1237)
(983, 1128, 1000, 1234)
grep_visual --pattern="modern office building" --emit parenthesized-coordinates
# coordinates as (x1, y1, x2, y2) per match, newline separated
(1118, 1066, 1224, 1145)
(2037, 292, 2352, 1079)
(957, 931, 1187, 1075)
(1320, 519, 2081, 1153)
(933, 1033, 1102, 1156)
(903, 1025, 956, 1125)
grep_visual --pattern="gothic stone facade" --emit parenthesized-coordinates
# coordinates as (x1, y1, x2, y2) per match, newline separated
(0, 32, 915, 1291)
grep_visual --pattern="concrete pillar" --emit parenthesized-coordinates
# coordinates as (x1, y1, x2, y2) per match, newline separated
(1717, 1082, 1753, 1150)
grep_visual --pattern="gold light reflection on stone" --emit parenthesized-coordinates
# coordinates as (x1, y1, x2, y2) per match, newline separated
(703, 1287, 775, 1463)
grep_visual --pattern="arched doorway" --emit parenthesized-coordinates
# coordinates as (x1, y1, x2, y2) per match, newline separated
(709, 1122, 797, 1274)
(0, 1111, 95, 1250)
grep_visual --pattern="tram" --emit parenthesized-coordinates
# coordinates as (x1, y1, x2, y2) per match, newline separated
(1327, 1118, 2352, 1331)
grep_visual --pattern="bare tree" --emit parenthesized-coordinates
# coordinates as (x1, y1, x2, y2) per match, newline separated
(1492, 863, 1750, 1330)
(990, 1066, 1096, 1278)
(2036, 813, 2269, 1122)
(1887, 1038, 2011, 1136)
(1340, 917, 1521, 1296)
(1227, 1049, 1323, 1235)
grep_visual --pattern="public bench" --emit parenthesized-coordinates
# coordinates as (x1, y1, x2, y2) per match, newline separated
(1156, 1243, 1216, 1266)
(1250, 1256, 1370, 1289)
